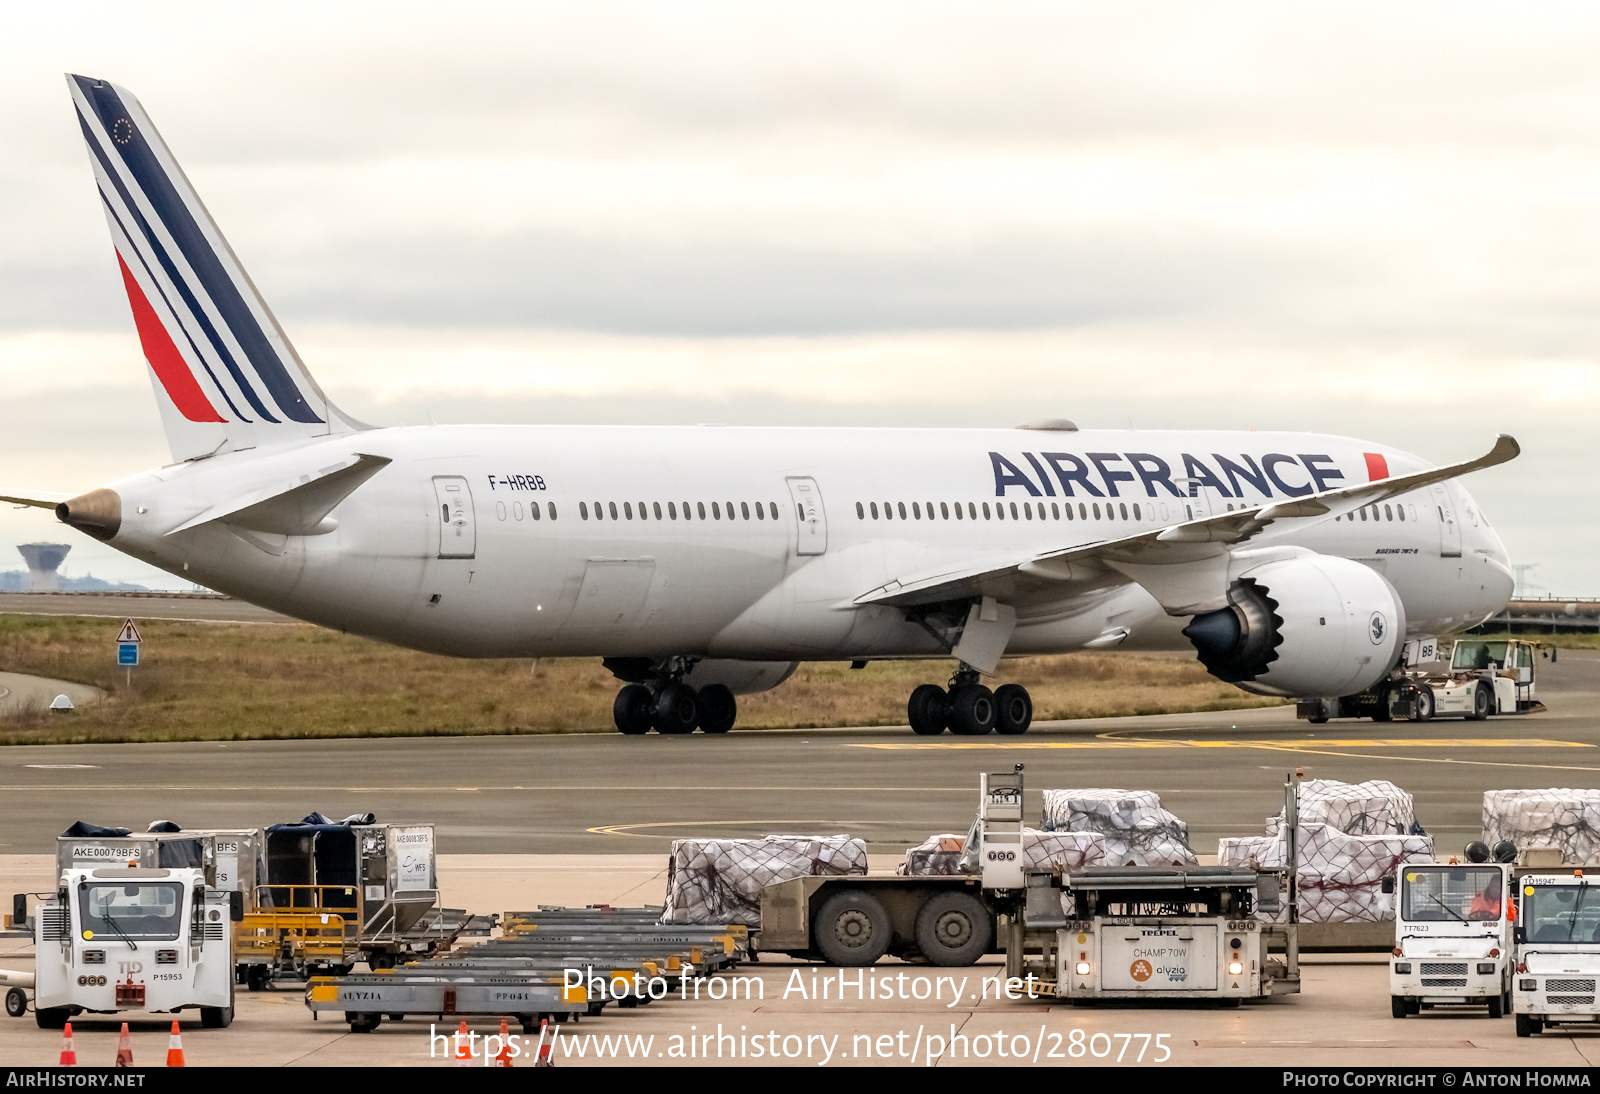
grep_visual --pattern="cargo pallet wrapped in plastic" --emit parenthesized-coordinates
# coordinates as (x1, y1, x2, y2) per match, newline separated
(1263, 779, 1419, 838)
(1483, 789, 1600, 865)
(1219, 824, 1434, 923)
(896, 830, 1106, 877)
(1039, 788, 1197, 865)
(661, 834, 867, 926)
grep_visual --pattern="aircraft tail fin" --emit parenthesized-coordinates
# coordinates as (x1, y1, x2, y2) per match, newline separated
(66, 75, 365, 462)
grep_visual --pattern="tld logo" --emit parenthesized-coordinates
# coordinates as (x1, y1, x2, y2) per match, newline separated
(117, 961, 143, 975)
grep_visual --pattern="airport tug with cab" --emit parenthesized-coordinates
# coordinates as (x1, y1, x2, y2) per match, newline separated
(1302, 637, 1545, 723)
(1513, 867, 1600, 1037)
(1389, 844, 1515, 1018)
(32, 867, 241, 1028)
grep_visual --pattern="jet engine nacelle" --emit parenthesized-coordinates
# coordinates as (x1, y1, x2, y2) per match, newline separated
(1182, 554, 1406, 698)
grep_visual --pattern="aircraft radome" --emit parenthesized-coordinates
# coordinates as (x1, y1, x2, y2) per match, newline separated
(1, 76, 1518, 736)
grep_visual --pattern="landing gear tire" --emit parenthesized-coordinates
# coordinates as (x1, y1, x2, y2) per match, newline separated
(1411, 684, 1434, 723)
(994, 684, 1032, 735)
(908, 684, 948, 735)
(1471, 683, 1492, 720)
(613, 684, 655, 735)
(947, 684, 997, 735)
(914, 891, 993, 967)
(814, 889, 892, 967)
(697, 684, 737, 734)
(1516, 1013, 1541, 1037)
(653, 683, 698, 735)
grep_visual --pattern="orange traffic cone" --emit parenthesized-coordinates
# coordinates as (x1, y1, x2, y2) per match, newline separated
(114, 1022, 133, 1067)
(495, 1017, 513, 1067)
(58, 1021, 76, 1066)
(166, 1020, 185, 1067)
(535, 1018, 554, 1067)
(453, 1019, 471, 1066)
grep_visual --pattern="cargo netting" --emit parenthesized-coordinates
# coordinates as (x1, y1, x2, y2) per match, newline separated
(1219, 824, 1434, 923)
(896, 830, 1106, 877)
(1040, 788, 1197, 865)
(1483, 789, 1600, 865)
(1264, 778, 1419, 838)
(661, 835, 867, 926)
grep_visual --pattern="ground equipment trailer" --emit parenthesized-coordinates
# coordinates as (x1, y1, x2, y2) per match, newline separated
(307, 904, 744, 1032)
(1512, 870, 1600, 1037)
(1019, 864, 1299, 1002)
(30, 867, 241, 1029)
(1389, 858, 1514, 1018)
(1300, 637, 1547, 723)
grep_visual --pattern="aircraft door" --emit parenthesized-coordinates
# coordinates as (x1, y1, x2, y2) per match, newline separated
(786, 477, 828, 555)
(1429, 484, 1462, 558)
(432, 476, 476, 559)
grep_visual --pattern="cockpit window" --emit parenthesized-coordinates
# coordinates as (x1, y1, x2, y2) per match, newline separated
(80, 882, 184, 941)
(1401, 866, 1504, 922)
(1523, 885, 1600, 945)
(1452, 641, 1509, 671)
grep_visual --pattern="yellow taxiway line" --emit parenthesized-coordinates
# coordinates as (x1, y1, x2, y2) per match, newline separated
(853, 738, 1590, 750)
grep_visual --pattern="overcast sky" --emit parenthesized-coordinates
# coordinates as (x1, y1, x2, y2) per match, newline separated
(2, 2, 1597, 594)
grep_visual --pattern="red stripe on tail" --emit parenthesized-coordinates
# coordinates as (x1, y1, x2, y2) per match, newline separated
(116, 253, 226, 423)
(1363, 452, 1389, 481)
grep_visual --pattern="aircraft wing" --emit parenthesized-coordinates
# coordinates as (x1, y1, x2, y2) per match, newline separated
(0, 489, 72, 510)
(854, 434, 1519, 615)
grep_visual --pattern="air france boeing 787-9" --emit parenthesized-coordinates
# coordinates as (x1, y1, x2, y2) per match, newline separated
(1, 76, 1519, 736)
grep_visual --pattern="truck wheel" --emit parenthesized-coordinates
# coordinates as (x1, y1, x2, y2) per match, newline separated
(346, 1012, 381, 1033)
(34, 1007, 69, 1030)
(1470, 683, 1492, 720)
(1488, 993, 1503, 1018)
(4, 987, 25, 1018)
(914, 891, 993, 967)
(1516, 1013, 1540, 1037)
(814, 890, 892, 966)
(1390, 995, 1408, 1019)
(246, 964, 269, 991)
(1411, 684, 1434, 722)
(201, 1005, 234, 1029)
(367, 952, 396, 971)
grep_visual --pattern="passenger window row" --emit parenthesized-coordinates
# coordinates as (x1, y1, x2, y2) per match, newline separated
(1335, 503, 1417, 523)
(494, 500, 557, 522)
(855, 499, 1148, 522)
(578, 500, 780, 523)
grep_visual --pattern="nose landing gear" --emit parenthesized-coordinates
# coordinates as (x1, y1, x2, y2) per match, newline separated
(612, 681, 738, 735)
(906, 668, 1032, 736)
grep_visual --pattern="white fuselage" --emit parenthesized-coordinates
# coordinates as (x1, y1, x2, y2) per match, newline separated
(92, 426, 1514, 665)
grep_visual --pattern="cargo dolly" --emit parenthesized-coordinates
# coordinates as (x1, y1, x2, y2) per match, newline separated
(307, 905, 749, 1032)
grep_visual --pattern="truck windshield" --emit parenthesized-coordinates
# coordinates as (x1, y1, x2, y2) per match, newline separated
(80, 883, 184, 941)
(1401, 867, 1505, 922)
(1523, 885, 1600, 945)
(1452, 642, 1509, 671)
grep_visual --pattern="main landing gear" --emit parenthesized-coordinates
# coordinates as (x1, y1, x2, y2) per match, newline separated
(907, 668, 1032, 736)
(613, 681, 738, 735)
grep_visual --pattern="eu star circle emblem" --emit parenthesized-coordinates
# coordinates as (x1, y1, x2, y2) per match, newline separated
(112, 117, 134, 146)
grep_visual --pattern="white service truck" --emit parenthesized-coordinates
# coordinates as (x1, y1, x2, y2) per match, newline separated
(1389, 861, 1513, 1018)
(1301, 637, 1546, 723)
(31, 867, 238, 1029)
(1512, 871, 1600, 1037)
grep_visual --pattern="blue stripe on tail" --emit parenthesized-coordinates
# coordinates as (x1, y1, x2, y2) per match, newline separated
(73, 76, 322, 425)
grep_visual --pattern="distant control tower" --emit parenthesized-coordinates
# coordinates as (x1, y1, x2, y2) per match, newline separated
(16, 542, 71, 592)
